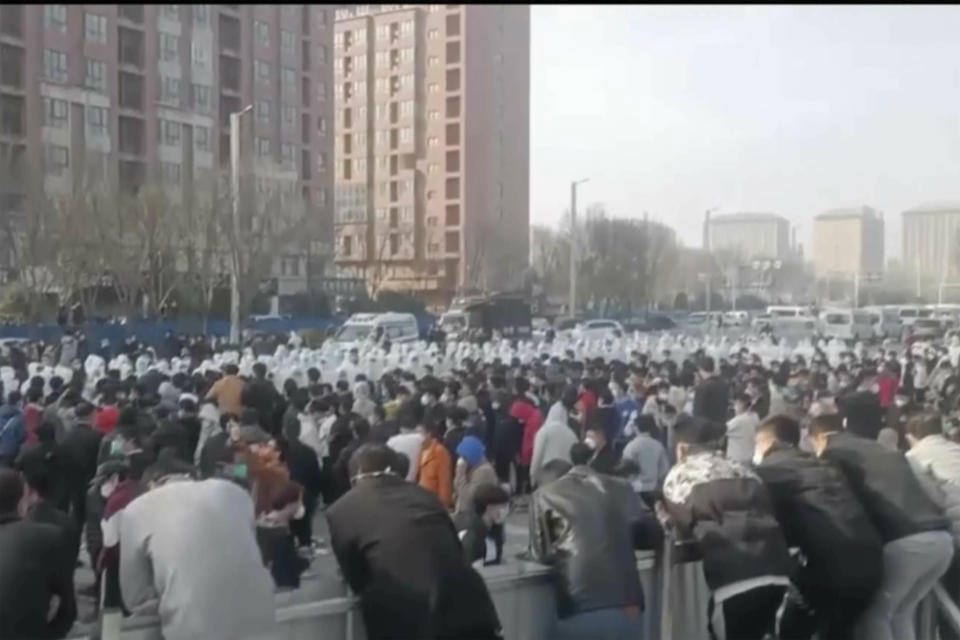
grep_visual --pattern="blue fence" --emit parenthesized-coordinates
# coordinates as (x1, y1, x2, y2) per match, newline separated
(0, 313, 438, 349)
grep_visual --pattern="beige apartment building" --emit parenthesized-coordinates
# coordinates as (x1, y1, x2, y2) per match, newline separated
(706, 212, 790, 261)
(903, 201, 960, 280)
(812, 207, 884, 277)
(332, 4, 530, 306)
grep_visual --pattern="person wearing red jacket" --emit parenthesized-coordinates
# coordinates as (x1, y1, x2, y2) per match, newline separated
(509, 378, 542, 496)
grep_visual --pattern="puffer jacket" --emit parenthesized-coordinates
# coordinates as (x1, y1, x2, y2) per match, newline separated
(530, 465, 645, 618)
(530, 403, 578, 488)
(756, 443, 882, 597)
(906, 434, 960, 545)
(822, 431, 948, 543)
(663, 450, 792, 591)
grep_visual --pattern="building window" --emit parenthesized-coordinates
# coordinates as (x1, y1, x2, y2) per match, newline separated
(85, 12, 107, 43)
(281, 67, 296, 95)
(44, 5, 67, 32)
(158, 119, 181, 146)
(161, 5, 179, 21)
(162, 161, 181, 185)
(43, 97, 68, 129)
(428, 28, 439, 40)
(281, 104, 295, 127)
(342, 235, 352, 257)
(254, 60, 271, 83)
(280, 29, 296, 57)
(159, 32, 179, 62)
(254, 20, 269, 47)
(256, 100, 271, 124)
(399, 127, 412, 143)
(428, 109, 439, 121)
(317, 116, 327, 135)
(45, 145, 69, 175)
(255, 136, 271, 157)
(192, 84, 211, 112)
(428, 82, 439, 93)
(158, 75, 180, 104)
(85, 58, 106, 92)
(87, 105, 107, 135)
(43, 49, 68, 83)
(193, 5, 208, 26)
(427, 136, 439, 147)
(280, 143, 295, 169)
(317, 45, 327, 64)
(191, 42, 208, 70)
(428, 55, 440, 67)
(427, 163, 438, 174)
(194, 125, 210, 151)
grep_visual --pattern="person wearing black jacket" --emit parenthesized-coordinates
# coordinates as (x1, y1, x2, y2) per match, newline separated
(809, 409, 954, 640)
(693, 357, 730, 425)
(242, 363, 281, 434)
(530, 457, 652, 640)
(326, 444, 502, 640)
(753, 415, 882, 640)
(280, 417, 322, 548)
(661, 415, 791, 640)
(0, 468, 76, 639)
(59, 402, 103, 533)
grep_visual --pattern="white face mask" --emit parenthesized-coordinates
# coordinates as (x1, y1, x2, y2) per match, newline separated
(584, 436, 597, 450)
(294, 503, 305, 520)
(100, 478, 117, 499)
(752, 449, 765, 466)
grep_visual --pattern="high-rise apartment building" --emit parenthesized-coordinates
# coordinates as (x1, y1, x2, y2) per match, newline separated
(812, 206, 884, 277)
(332, 4, 530, 306)
(706, 212, 791, 261)
(0, 4, 334, 293)
(903, 201, 960, 280)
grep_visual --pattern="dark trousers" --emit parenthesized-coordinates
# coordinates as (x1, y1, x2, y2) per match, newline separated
(290, 497, 316, 547)
(942, 551, 960, 640)
(779, 584, 872, 640)
(515, 464, 531, 495)
(708, 584, 786, 640)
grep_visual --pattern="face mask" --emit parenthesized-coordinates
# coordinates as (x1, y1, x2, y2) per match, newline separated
(294, 503, 305, 519)
(752, 449, 765, 466)
(421, 394, 435, 406)
(584, 436, 597, 450)
(100, 479, 117, 499)
(657, 392, 669, 402)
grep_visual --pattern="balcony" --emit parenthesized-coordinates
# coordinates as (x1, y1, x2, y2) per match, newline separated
(118, 116, 145, 155)
(0, 6, 23, 38)
(118, 27, 145, 68)
(118, 5, 144, 25)
(118, 72, 144, 111)
(219, 14, 240, 53)
(0, 44, 24, 89)
(0, 95, 24, 136)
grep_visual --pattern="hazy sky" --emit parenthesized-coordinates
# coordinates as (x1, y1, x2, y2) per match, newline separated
(529, 5, 960, 258)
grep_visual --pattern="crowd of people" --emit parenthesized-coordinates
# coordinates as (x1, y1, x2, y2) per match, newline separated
(1, 327, 960, 639)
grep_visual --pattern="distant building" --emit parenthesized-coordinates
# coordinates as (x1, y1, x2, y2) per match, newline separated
(903, 201, 960, 280)
(332, 4, 531, 307)
(706, 212, 790, 261)
(812, 206, 884, 277)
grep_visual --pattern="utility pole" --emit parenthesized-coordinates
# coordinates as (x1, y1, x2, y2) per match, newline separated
(568, 178, 589, 316)
(853, 271, 860, 309)
(229, 105, 253, 344)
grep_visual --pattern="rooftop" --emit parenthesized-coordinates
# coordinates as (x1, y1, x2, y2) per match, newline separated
(815, 206, 881, 221)
(709, 212, 787, 224)
(903, 201, 960, 215)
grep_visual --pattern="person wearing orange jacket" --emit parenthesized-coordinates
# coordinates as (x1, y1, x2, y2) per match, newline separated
(416, 407, 452, 509)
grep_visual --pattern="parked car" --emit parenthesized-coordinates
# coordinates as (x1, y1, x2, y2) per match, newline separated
(910, 317, 944, 341)
(573, 319, 624, 341)
(818, 309, 875, 341)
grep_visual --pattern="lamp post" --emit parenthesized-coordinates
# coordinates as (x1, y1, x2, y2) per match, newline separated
(229, 104, 253, 344)
(568, 178, 589, 316)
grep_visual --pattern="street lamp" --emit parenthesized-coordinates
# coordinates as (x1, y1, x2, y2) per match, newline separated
(229, 104, 253, 344)
(569, 178, 589, 316)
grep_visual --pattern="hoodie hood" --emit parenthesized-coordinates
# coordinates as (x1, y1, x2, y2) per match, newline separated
(544, 402, 569, 429)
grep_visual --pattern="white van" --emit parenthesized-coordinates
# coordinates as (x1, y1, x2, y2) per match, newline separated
(766, 306, 817, 333)
(334, 312, 420, 347)
(898, 305, 933, 328)
(819, 309, 875, 341)
(723, 311, 749, 326)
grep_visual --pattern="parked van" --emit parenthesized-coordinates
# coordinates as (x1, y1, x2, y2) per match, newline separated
(898, 305, 933, 328)
(864, 306, 901, 339)
(723, 311, 749, 326)
(766, 306, 817, 333)
(819, 309, 875, 341)
(334, 312, 420, 346)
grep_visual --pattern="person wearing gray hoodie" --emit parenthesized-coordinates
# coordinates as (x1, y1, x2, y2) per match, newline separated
(530, 390, 579, 489)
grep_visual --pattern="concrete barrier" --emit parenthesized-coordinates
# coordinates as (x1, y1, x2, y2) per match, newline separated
(71, 550, 725, 640)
